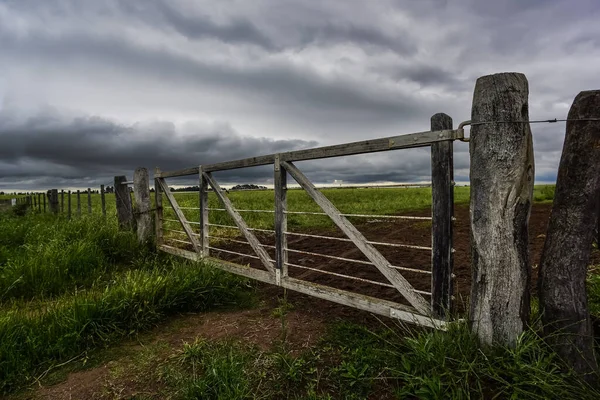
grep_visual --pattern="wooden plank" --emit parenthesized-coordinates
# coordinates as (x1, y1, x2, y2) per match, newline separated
(134, 168, 152, 243)
(157, 178, 201, 254)
(154, 168, 164, 246)
(155, 166, 200, 178)
(200, 129, 460, 172)
(203, 172, 275, 273)
(87, 188, 92, 214)
(282, 160, 430, 315)
(158, 245, 276, 284)
(430, 113, 454, 319)
(274, 155, 288, 282)
(282, 278, 446, 329)
(100, 185, 106, 217)
(199, 168, 209, 257)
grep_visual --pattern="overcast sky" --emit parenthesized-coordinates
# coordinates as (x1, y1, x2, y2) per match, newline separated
(1, 0, 598, 191)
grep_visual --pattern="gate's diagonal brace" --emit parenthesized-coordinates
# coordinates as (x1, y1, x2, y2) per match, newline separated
(203, 172, 275, 273)
(281, 161, 430, 315)
(156, 177, 202, 254)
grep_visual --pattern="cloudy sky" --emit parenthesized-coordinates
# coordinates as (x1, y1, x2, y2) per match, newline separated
(1, 0, 598, 190)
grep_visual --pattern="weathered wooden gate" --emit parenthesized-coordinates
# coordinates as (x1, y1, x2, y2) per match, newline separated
(155, 114, 464, 329)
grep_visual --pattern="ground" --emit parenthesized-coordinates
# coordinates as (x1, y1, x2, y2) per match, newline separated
(14, 202, 598, 399)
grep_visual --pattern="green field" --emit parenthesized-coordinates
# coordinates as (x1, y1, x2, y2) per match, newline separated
(2, 184, 598, 398)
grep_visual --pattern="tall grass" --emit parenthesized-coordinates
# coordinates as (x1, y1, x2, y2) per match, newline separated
(0, 257, 253, 393)
(0, 212, 147, 301)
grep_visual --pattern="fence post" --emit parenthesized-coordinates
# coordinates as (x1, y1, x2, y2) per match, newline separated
(133, 168, 152, 243)
(87, 188, 92, 214)
(430, 113, 454, 319)
(154, 168, 164, 246)
(274, 155, 287, 284)
(538, 90, 600, 379)
(469, 72, 534, 346)
(100, 185, 106, 217)
(43, 192, 46, 212)
(61, 190, 64, 213)
(33, 194, 37, 210)
(68, 190, 72, 219)
(199, 167, 208, 256)
(49, 189, 59, 214)
(115, 175, 133, 229)
(76, 190, 81, 217)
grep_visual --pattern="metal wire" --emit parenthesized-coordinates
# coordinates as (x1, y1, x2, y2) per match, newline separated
(208, 236, 250, 246)
(209, 246, 274, 262)
(167, 238, 194, 246)
(285, 248, 373, 265)
(207, 207, 430, 220)
(163, 205, 199, 210)
(285, 262, 395, 288)
(208, 223, 239, 230)
(163, 218, 201, 225)
(284, 231, 431, 251)
(389, 265, 432, 275)
(209, 208, 274, 213)
(163, 228, 201, 237)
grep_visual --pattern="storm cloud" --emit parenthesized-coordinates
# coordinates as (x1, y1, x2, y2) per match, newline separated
(0, 0, 598, 190)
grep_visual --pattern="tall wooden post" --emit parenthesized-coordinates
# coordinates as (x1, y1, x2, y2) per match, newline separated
(469, 72, 534, 346)
(115, 175, 133, 229)
(274, 155, 288, 284)
(538, 90, 600, 379)
(68, 190, 72, 219)
(43, 192, 46, 212)
(155, 168, 164, 246)
(133, 168, 152, 243)
(100, 185, 106, 217)
(87, 188, 92, 214)
(61, 190, 64, 213)
(33, 194, 37, 210)
(49, 189, 59, 214)
(76, 190, 81, 217)
(38, 193, 41, 211)
(430, 113, 454, 318)
(199, 167, 208, 256)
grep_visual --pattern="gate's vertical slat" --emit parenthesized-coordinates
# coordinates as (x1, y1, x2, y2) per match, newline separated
(274, 155, 288, 283)
(203, 171, 275, 273)
(431, 113, 454, 318)
(154, 168, 164, 247)
(281, 160, 430, 315)
(199, 167, 209, 257)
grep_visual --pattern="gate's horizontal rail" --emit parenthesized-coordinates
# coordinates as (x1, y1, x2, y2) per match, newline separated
(285, 262, 395, 288)
(208, 246, 271, 261)
(208, 207, 431, 220)
(284, 231, 432, 251)
(158, 244, 447, 329)
(156, 129, 462, 177)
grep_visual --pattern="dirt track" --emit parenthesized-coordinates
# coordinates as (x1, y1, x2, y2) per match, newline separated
(212, 203, 600, 311)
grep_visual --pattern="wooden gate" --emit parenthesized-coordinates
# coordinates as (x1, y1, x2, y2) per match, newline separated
(155, 115, 463, 329)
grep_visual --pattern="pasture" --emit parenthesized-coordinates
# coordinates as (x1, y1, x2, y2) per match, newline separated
(1, 184, 599, 399)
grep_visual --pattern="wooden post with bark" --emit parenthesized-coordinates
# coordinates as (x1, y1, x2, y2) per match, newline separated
(430, 113, 454, 318)
(538, 90, 600, 379)
(115, 175, 133, 230)
(133, 168, 152, 243)
(87, 188, 92, 214)
(76, 190, 81, 217)
(49, 189, 59, 214)
(469, 72, 534, 346)
(100, 185, 106, 217)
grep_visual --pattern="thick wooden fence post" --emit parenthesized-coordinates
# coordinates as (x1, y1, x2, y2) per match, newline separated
(538, 90, 600, 379)
(115, 175, 133, 229)
(38, 193, 41, 211)
(61, 190, 64, 213)
(87, 188, 92, 214)
(76, 190, 81, 217)
(155, 168, 164, 247)
(430, 113, 454, 318)
(469, 72, 534, 346)
(100, 185, 106, 217)
(43, 192, 46, 212)
(33, 194, 37, 210)
(49, 189, 59, 214)
(68, 190, 72, 219)
(133, 168, 152, 243)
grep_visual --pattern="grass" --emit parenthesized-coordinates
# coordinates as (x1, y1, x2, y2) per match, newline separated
(0, 210, 255, 394)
